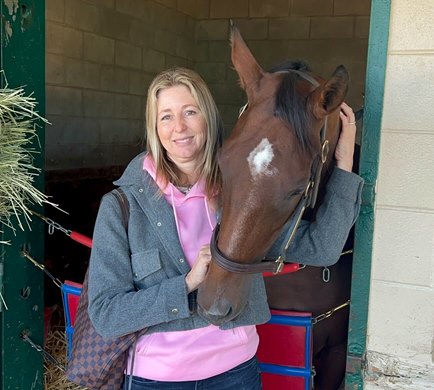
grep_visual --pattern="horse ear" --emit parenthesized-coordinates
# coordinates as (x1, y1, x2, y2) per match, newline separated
(309, 65, 349, 119)
(230, 21, 264, 95)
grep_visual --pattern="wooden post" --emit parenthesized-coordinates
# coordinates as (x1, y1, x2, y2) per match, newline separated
(0, 1, 46, 389)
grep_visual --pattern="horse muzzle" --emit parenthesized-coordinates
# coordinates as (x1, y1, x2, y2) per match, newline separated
(197, 300, 234, 326)
(197, 278, 250, 325)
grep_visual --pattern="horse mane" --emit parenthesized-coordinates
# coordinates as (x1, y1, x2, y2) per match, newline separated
(269, 60, 317, 156)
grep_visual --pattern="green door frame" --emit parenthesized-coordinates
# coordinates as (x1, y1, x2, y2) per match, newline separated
(345, 1, 391, 388)
(1, 1, 46, 389)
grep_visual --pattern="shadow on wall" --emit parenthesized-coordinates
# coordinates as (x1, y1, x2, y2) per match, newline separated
(44, 167, 123, 308)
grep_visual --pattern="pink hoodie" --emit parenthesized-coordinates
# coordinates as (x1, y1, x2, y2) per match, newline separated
(126, 155, 258, 381)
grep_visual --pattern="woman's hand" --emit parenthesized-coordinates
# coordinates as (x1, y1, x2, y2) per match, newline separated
(335, 102, 357, 172)
(185, 244, 212, 293)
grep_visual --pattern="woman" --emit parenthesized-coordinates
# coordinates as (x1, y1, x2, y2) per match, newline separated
(88, 67, 363, 389)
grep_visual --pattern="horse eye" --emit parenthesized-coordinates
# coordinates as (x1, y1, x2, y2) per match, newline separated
(284, 191, 295, 200)
(285, 187, 304, 200)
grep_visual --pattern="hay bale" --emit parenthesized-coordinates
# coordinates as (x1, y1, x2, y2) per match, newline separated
(0, 80, 58, 242)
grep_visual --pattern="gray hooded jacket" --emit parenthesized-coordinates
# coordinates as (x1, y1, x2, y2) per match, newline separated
(88, 152, 363, 339)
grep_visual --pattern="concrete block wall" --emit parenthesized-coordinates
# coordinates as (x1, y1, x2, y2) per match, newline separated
(195, 0, 370, 136)
(365, 1, 434, 388)
(46, 0, 196, 170)
(46, 0, 370, 169)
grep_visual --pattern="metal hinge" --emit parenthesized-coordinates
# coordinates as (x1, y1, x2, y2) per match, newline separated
(361, 180, 377, 207)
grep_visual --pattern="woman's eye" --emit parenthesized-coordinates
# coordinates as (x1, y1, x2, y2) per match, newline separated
(160, 114, 171, 121)
(185, 110, 196, 116)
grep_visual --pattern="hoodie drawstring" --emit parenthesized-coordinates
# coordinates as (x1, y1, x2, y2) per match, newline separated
(169, 186, 216, 253)
(203, 197, 215, 231)
(170, 186, 185, 252)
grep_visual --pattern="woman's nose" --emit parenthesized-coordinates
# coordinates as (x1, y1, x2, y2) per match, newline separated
(173, 115, 186, 132)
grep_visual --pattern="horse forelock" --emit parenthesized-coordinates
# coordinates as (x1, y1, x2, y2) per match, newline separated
(270, 61, 318, 157)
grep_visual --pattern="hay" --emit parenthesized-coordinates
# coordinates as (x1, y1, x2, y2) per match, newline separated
(44, 328, 88, 390)
(0, 77, 59, 243)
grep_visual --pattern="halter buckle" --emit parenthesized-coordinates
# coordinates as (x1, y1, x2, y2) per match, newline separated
(321, 140, 329, 163)
(274, 256, 284, 274)
(304, 180, 313, 198)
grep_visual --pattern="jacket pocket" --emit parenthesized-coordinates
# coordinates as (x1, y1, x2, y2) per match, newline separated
(131, 249, 163, 284)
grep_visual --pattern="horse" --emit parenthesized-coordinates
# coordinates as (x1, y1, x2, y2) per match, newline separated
(197, 24, 352, 389)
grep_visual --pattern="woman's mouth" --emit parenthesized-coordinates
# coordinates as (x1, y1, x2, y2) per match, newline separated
(173, 136, 194, 144)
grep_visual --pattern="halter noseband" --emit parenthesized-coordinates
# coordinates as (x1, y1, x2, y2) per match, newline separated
(210, 70, 331, 275)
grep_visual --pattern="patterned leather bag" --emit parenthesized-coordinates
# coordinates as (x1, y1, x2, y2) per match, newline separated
(66, 188, 145, 389)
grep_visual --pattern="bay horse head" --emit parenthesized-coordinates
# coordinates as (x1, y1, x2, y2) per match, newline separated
(197, 24, 349, 325)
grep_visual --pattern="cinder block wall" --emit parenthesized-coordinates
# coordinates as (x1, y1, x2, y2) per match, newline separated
(196, 0, 370, 136)
(46, 0, 370, 170)
(45, 0, 196, 170)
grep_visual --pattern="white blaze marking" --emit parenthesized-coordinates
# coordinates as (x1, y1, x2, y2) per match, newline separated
(247, 138, 276, 178)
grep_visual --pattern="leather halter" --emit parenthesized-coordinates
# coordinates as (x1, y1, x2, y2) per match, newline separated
(211, 70, 330, 275)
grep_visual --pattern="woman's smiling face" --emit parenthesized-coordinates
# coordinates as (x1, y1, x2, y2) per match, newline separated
(156, 84, 207, 168)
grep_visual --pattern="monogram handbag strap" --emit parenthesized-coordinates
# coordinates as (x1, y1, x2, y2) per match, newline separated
(66, 188, 134, 389)
(111, 188, 130, 231)
(111, 187, 137, 390)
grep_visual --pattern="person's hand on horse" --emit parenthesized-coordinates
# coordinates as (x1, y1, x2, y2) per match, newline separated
(185, 244, 212, 293)
(335, 102, 357, 172)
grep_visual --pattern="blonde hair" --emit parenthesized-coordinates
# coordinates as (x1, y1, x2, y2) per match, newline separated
(146, 67, 222, 197)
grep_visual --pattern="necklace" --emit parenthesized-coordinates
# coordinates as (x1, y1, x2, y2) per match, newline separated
(176, 184, 193, 195)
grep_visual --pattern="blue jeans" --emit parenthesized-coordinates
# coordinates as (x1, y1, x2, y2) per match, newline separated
(123, 356, 262, 390)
